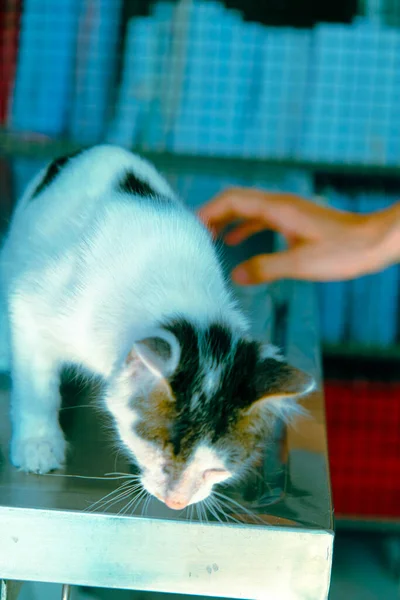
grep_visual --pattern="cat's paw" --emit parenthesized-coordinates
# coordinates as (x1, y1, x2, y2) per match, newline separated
(11, 432, 67, 474)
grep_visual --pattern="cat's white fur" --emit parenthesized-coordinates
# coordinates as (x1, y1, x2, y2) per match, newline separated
(0, 146, 247, 503)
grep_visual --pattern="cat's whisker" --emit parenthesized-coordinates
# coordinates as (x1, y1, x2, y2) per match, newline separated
(209, 495, 242, 525)
(141, 493, 152, 516)
(212, 496, 233, 524)
(204, 497, 223, 524)
(84, 480, 139, 513)
(118, 496, 137, 516)
(186, 504, 194, 524)
(127, 488, 148, 515)
(199, 502, 204, 524)
(199, 502, 208, 525)
(59, 404, 96, 412)
(203, 503, 209, 524)
(84, 480, 131, 503)
(209, 499, 231, 524)
(118, 488, 146, 515)
(95, 489, 138, 514)
(201, 504, 206, 524)
(89, 481, 142, 512)
(104, 471, 141, 480)
(144, 495, 151, 516)
(42, 472, 140, 483)
(212, 498, 250, 518)
(213, 491, 264, 525)
(197, 503, 203, 524)
(195, 503, 201, 525)
(213, 502, 232, 524)
(87, 488, 135, 515)
(140, 493, 148, 516)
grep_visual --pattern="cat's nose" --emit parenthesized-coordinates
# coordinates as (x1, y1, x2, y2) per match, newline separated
(165, 497, 188, 510)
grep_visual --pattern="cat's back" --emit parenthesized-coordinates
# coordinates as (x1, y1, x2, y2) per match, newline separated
(2, 146, 179, 277)
(9, 145, 177, 233)
(1, 145, 181, 296)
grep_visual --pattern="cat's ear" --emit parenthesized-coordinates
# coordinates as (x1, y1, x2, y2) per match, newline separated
(245, 357, 315, 420)
(128, 330, 181, 379)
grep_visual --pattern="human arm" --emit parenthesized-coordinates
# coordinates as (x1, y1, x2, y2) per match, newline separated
(198, 188, 400, 284)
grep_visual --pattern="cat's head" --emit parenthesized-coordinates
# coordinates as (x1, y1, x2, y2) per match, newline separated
(107, 318, 314, 510)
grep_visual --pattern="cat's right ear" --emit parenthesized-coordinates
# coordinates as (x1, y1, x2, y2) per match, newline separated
(127, 329, 181, 379)
(244, 357, 315, 422)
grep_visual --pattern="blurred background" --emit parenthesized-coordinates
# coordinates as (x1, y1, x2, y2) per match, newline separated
(1, 0, 400, 598)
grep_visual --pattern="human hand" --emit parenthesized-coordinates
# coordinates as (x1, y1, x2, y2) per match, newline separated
(198, 188, 399, 284)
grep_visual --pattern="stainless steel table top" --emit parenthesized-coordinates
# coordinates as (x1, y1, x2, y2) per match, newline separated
(0, 278, 333, 600)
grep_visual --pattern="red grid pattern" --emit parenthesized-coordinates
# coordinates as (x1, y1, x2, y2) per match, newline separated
(325, 380, 400, 519)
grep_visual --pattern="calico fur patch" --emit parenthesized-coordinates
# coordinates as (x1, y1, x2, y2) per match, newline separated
(131, 318, 283, 469)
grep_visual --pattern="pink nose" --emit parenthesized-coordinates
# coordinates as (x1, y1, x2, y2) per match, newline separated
(165, 497, 188, 510)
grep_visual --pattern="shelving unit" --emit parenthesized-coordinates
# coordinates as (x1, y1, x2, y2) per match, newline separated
(323, 344, 400, 360)
(2, 131, 400, 179)
(1, 130, 399, 361)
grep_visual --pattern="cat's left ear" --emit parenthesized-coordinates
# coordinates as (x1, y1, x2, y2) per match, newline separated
(128, 329, 181, 379)
(245, 357, 315, 418)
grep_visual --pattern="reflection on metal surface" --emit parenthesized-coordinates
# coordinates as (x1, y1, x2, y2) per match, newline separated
(0, 279, 333, 599)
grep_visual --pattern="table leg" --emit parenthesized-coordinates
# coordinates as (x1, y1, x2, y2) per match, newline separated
(0, 580, 23, 600)
(61, 584, 71, 600)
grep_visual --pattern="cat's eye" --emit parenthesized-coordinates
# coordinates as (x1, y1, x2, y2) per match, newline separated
(203, 468, 230, 482)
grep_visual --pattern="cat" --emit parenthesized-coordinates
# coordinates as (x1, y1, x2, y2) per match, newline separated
(0, 145, 314, 510)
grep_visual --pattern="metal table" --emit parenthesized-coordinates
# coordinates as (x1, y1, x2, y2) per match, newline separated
(0, 276, 333, 600)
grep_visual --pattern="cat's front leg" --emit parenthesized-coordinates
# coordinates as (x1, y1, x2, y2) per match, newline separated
(9, 323, 66, 474)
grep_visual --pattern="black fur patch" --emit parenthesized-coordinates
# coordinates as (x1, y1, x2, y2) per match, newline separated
(204, 324, 232, 360)
(118, 171, 158, 198)
(133, 317, 306, 476)
(163, 318, 261, 456)
(30, 149, 84, 200)
(165, 320, 201, 456)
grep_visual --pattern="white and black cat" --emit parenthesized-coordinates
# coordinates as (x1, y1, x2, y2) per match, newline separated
(1, 145, 313, 509)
